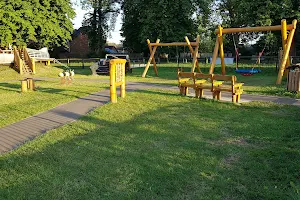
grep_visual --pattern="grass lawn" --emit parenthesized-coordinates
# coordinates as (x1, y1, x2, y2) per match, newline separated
(0, 90, 299, 199)
(0, 66, 107, 128)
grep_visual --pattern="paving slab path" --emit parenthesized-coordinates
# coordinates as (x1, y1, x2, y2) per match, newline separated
(0, 81, 299, 154)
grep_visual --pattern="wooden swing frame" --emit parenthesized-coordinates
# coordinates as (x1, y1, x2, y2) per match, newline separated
(208, 19, 297, 84)
(142, 35, 201, 78)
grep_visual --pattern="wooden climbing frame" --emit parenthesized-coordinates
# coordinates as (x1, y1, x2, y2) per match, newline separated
(142, 35, 201, 78)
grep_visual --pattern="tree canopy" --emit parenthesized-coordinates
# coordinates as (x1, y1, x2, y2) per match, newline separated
(80, 0, 120, 56)
(121, 0, 212, 53)
(0, 0, 75, 48)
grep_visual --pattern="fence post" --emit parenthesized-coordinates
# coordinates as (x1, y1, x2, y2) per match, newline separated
(82, 59, 84, 69)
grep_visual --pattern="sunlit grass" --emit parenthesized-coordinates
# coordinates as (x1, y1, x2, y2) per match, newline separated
(0, 90, 299, 199)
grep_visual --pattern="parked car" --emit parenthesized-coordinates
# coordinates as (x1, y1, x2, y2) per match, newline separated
(96, 54, 132, 74)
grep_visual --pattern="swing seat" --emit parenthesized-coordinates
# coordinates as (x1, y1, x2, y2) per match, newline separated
(235, 69, 261, 76)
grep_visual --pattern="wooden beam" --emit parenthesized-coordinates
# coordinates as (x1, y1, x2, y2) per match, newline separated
(281, 19, 291, 67)
(191, 35, 201, 72)
(149, 42, 198, 47)
(218, 26, 226, 75)
(209, 37, 219, 74)
(185, 36, 200, 72)
(215, 23, 295, 34)
(142, 39, 160, 78)
(276, 19, 297, 84)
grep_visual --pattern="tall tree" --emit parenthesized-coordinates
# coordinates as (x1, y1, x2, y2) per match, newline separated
(0, 0, 75, 48)
(121, 0, 213, 53)
(81, 0, 120, 56)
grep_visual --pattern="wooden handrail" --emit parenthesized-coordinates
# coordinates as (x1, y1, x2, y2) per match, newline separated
(24, 47, 36, 74)
(13, 46, 23, 75)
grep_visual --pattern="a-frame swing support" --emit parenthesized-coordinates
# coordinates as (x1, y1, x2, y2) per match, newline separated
(209, 19, 297, 84)
(142, 35, 201, 78)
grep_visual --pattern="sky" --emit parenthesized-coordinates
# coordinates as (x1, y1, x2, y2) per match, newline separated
(71, 4, 124, 44)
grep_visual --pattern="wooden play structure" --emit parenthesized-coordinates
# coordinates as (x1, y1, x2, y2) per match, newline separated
(110, 59, 127, 103)
(142, 35, 201, 77)
(178, 70, 244, 103)
(209, 19, 297, 84)
(13, 47, 36, 75)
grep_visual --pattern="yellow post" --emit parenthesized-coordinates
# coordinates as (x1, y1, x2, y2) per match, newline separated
(32, 58, 36, 74)
(142, 39, 160, 78)
(276, 19, 297, 84)
(120, 62, 126, 98)
(110, 61, 117, 103)
(47, 60, 51, 66)
(281, 19, 290, 67)
(209, 37, 219, 74)
(218, 25, 226, 75)
(110, 59, 127, 103)
(21, 80, 27, 92)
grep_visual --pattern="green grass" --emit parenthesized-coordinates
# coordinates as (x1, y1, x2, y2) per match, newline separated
(0, 90, 299, 199)
(0, 65, 108, 128)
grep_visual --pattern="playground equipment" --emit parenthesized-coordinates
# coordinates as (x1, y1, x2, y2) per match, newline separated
(1, 46, 53, 75)
(58, 69, 75, 85)
(110, 59, 127, 103)
(232, 34, 264, 76)
(142, 35, 200, 77)
(209, 19, 297, 84)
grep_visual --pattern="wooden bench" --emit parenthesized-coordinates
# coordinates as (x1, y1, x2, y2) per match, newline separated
(178, 71, 244, 103)
(177, 71, 194, 96)
(212, 75, 244, 103)
(193, 73, 213, 98)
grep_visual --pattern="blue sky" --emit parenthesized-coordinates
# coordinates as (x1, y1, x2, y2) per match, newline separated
(71, 4, 123, 44)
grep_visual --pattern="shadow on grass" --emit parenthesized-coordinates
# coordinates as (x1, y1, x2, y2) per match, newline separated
(0, 91, 299, 199)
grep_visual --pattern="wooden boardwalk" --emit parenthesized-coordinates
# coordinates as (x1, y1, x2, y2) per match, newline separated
(0, 82, 299, 154)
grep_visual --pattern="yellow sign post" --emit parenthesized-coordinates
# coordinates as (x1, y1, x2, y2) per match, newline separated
(110, 59, 127, 103)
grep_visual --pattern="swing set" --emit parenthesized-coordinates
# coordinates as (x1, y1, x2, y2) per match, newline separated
(232, 34, 264, 76)
(142, 35, 201, 78)
(209, 19, 297, 84)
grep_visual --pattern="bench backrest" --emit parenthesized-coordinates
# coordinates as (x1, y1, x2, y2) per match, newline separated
(194, 73, 212, 80)
(213, 74, 236, 83)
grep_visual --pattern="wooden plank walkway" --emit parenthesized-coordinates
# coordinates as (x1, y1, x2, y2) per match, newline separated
(0, 82, 299, 154)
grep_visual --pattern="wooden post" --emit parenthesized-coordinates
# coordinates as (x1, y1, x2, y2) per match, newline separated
(209, 38, 219, 74)
(21, 80, 27, 92)
(142, 39, 160, 77)
(110, 59, 127, 103)
(281, 19, 291, 67)
(32, 58, 36, 74)
(276, 20, 297, 84)
(185, 35, 200, 72)
(110, 61, 117, 103)
(27, 78, 35, 90)
(218, 25, 226, 75)
(190, 35, 201, 72)
(67, 58, 70, 67)
(120, 62, 126, 98)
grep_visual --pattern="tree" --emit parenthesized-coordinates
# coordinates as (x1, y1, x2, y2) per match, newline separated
(121, 0, 213, 53)
(0, 0, 75, 48)
(81, 0, 120, 56)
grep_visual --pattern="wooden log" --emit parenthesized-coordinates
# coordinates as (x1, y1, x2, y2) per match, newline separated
(215, 23, 295, 34)
(209, 38, 219, 74)
(276, 20, 297, 84)
(218, 26, 226, 75)
(142, 39, 160, 78)
(21, 80, 27, 92)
